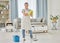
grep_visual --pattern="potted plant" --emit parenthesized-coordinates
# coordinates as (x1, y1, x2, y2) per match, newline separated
(50, 15, 59, 23)
(50, 15, 59, 30)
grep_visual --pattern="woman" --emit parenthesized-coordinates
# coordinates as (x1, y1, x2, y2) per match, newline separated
(21, 2, 33, 41)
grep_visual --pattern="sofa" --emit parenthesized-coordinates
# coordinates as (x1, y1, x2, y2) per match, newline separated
(13, 18, 48, 32)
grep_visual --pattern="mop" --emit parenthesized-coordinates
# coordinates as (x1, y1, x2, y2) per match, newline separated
(32, 26, 38, 41)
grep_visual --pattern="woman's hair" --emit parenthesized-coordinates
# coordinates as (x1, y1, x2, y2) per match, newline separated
(24, 2, 28, 5)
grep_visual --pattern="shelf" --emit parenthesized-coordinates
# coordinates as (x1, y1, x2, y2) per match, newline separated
(0, 0, 9, 23)
(0, 0, 9, 1)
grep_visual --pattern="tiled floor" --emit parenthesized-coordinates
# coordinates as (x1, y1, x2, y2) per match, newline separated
(0, 30, 60, 43)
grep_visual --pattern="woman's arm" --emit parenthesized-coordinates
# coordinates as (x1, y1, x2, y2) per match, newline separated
(22, 12, 28, 16)
(30, 12, 33, 17)
(30, 10, 33, 17)
(22, 9, 28, 16)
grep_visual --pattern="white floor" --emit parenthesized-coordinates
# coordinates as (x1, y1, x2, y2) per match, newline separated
(0, 30, 60, 43)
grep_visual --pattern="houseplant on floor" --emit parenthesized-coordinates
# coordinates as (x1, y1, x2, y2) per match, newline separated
(50, 15, 59, 30)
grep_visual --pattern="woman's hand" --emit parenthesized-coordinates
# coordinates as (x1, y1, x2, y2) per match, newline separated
(28, 10, 33, 17)
(24, 13, 28, 16)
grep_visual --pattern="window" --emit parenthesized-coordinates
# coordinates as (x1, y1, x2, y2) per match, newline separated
(17, 0, 36, 18)
(17, 0, 47, 21)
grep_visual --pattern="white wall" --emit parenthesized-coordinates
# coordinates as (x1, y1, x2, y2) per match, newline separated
(48, 0, 60, 29)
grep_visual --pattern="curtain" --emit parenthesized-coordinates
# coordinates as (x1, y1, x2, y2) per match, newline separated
(9, 0, 18, 21)
(9, 0, 47, 21)
(36, 0, 47, 22)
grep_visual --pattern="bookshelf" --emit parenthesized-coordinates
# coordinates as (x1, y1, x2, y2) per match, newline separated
(0, 0, 9, 27)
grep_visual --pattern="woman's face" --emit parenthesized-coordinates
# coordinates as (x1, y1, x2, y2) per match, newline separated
(24, 4, 28, 9)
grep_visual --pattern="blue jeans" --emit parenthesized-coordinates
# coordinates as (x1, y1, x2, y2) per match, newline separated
(22, 29, 33, 39)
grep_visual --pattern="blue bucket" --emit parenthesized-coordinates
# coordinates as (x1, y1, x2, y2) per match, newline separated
(13, 35, 20, 42)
